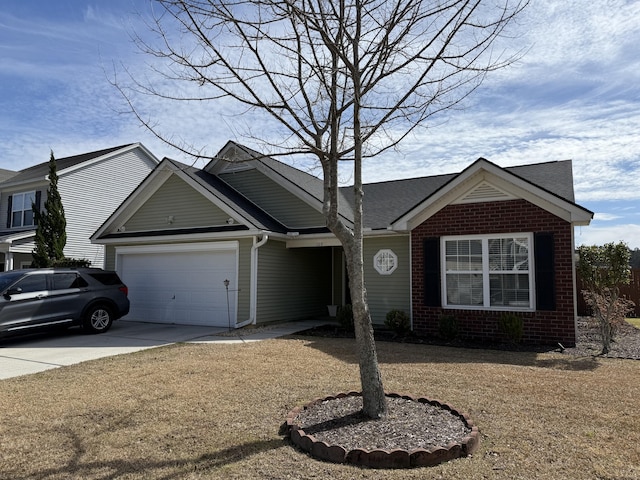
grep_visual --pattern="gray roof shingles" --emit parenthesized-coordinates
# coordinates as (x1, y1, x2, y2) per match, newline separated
(0, 144, 134, 186)
(341, 159, 579, 229)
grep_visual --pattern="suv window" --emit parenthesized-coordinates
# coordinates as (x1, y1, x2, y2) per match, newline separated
(13, 275, 46, 293)
(88, 272, 122, 285)
(51, 273, 88, 290)
(0, 271, 24, 291)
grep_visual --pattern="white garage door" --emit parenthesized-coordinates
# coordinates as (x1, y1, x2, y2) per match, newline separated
(118, 244, 237, 327)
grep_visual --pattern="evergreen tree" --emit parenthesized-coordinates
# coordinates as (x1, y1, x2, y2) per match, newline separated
(32, 152, 67, 267)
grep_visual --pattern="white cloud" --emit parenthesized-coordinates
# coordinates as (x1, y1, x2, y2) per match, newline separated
(593, 212, 622, 221)
(575, 223, 640, 250)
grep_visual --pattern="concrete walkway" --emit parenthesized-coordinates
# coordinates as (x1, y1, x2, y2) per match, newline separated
(0, 319, 327, 380)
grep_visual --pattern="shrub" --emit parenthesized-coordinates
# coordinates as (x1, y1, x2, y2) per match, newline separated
(51, 258, 91, 268)
(438, 314, 458, 341)
(336, 304, 354, 331)
(498, 313, 524, 344)
(384, 309, 411, 335)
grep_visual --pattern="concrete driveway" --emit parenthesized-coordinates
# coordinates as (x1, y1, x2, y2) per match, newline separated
(0, 319, 325, 380)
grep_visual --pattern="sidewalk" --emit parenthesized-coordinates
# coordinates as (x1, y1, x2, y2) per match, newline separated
(190, 319, 329, 344)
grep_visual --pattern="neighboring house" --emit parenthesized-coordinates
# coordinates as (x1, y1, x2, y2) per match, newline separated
(92, 141, 593, 345)
(0, 144, 159, 270)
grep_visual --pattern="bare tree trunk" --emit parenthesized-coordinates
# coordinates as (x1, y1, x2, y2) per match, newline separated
(343, 241, 387, 418)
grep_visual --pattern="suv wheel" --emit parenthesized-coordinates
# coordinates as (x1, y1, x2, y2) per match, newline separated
(83, 305, 113, 334)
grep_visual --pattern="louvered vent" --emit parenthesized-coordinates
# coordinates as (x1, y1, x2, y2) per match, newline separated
(455, 181, 513, 204)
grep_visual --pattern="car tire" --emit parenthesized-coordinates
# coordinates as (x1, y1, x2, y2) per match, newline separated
(83, 305, 113, 334)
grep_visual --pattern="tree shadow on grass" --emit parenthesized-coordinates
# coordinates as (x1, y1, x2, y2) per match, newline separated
(9, 427, 285, 480)
(291, 335, 601, 372)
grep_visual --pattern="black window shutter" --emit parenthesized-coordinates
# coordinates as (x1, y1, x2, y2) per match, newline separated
(6, 195, 12, 228)
(534, 232, 555, 310)
(33, 191, 42, 226)
(423, 237, 441, 307)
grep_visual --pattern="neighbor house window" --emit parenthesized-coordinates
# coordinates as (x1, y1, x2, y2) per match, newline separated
(374, 249, 397, 275)
(11, 191, 36, 227)
(442, 234, 533, 309)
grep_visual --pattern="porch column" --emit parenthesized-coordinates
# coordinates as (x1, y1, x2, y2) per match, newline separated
(5, 252, 13, 271)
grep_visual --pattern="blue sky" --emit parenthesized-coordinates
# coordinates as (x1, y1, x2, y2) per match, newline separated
(1, 0, 639, 248)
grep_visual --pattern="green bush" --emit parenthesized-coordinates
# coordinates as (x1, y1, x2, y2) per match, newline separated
(438, 314, 458, 341)
(336, 304, 354, 331)
(498, 313, 524, 344)
(384, 309, 411, 335)
(51, 258, 91, 268)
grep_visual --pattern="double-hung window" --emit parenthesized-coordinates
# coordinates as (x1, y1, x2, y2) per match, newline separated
(443, 233, 533, 309)
(11, 191, 36, 228)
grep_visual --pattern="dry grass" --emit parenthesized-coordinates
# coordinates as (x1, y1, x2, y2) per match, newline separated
(627, 318, 640, 329)
(1, 336, 639, 480)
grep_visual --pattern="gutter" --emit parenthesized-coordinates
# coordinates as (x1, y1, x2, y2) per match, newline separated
(236, 232, 269, 328)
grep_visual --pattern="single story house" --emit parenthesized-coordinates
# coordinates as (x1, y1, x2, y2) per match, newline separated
(0, 144, 159, 270)
(92, 141, 593, 345)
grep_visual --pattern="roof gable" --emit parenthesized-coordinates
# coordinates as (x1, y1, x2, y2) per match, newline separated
(0, 144, 157, 188)
(92, 157, 290, 241)
(207, 141, 354, 225)
(389, 158, 592, 230)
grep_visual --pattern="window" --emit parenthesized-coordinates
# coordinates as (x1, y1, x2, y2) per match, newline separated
(51, 273, 88, 290)
(13, 274, 47, 294)
(443, 234, 533, 309)
(373, 249, 398, 275)
(11, 191, 36, 227)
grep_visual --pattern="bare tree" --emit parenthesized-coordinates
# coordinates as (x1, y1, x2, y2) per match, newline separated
(118, 0, 527, 418)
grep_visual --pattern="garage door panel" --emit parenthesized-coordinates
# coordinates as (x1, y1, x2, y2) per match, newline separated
(119, 248, 237, 327)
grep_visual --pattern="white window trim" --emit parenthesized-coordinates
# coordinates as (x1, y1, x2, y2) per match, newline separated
(441, 233, 536, 311)
(11, 191, 36, 228)
(373, 249, 398, 275)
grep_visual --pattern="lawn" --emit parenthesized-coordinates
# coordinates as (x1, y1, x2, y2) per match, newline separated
(1, 335, 639, 479)
(627, 317, 640, 329)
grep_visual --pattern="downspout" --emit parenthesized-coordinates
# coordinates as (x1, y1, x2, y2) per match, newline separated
(236, 233, 268, 328)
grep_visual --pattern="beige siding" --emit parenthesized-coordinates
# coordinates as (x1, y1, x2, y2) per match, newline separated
(256, 240, 332, 324)
(363, 235, 411, 326)
(125, 175, 233, 232)
(105, 245, 117, 271)
(220, 169, 325, 228)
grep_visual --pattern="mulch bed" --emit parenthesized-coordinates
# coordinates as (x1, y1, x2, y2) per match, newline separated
(293, 394, 471, 452)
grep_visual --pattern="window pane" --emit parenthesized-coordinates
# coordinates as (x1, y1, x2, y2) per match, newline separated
(489, 237, 529, 272)
(12, 211, 22, 227)
(14, 275, 46, 293)
(23, 209, 34, 226)
(446, 273, 483, 306)
(51, 273, 87, 290)
(445, 239, 482, 271)
(489, 273, 530, 307)
(12, 193, 24, 211)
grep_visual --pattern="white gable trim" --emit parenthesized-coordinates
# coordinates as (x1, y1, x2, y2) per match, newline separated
(91, 159, 264, 241)
(391, 159, 593, 231)
(57, 143, 159, 177)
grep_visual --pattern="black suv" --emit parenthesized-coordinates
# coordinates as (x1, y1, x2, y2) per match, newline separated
(0, 268, 130, 338)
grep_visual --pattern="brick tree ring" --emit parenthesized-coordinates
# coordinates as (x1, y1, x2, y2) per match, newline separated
(284, 392, 480, 469)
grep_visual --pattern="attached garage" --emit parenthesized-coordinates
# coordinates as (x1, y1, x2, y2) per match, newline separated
(116, 242, 238, 327)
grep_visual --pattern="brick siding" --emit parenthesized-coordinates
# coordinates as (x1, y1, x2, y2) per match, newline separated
(411, 199, 577, 346)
